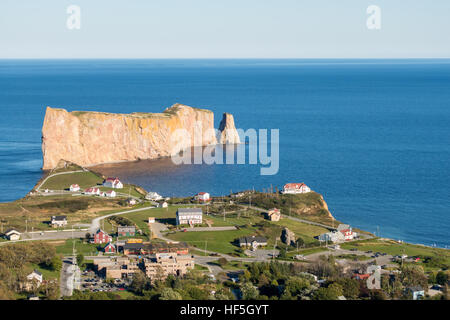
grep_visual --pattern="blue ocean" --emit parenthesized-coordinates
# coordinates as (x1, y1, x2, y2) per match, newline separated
(0, 59, 449, 248)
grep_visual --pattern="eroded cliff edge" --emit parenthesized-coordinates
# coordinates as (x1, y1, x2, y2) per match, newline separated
(42, 104, 241, 170)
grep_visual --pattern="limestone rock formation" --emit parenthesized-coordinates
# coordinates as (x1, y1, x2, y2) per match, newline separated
(218, 113, 241, 144)
(41, 104, 240, 170)
(281, 227, 296, 246)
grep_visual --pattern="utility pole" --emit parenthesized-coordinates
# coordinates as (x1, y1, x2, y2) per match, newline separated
(273, 238, 277, 261)
(25, 219, 28, 233)
(205, 241, 207, 256)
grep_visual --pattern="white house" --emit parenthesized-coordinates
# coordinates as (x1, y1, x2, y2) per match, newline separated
(103, 177, 123, 189)
(103, 190, 116, 198)
(194, 192, 210, 202)
(407, 286, 425, 300)
(158, 201, 168, 208)
(282, 183, 311, 194)
(5, 229, 21, 241)
(69, 184, 80, 192)
(84, 187, 101, 195)
(176, 208, 203, 226)
(27, 270, 43, 284)
(318, 231, 344, 243)
(51, 215, 67, 228)
(127, 198, 137, 205)
(148, 217, 155, 224)
(146, 192, 163, 201)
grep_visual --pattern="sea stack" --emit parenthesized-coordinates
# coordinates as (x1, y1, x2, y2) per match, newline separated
(41, 104, 240, 170)
(218, 113, 241, 144)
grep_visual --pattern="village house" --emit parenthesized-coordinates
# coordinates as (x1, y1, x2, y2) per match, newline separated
(319, 224, 357, 243)
(265, 208, 281, 222)
(144, 253, 194, 281)
(103, 242, 116, 254)
(69, 184, 80, 192)
(158, 201, 168, 208)
(102, 190, 116, 198)
(318, 231, 344, 243)
(194, 192, 210, 202)
(27, 270, 43, 284)
(337, 224, 357, 241)
(5, 229, 21, 241)
(103, 177, 123, 189)
(92, 229, 112, 244)
(127, 198, 137, 205)
(148, 217, 155, 224)
(282, 183, 311, 194)
(176, 208, 203, 226)
(406, 286, 425, 300)
(84, 187, 101, 196)
(237, 236, 268, 250)
(22, 270, 43, 291)
(117, 226, 136, 237)
(146, 191, 163, 201)
(50, 215, 67, 228)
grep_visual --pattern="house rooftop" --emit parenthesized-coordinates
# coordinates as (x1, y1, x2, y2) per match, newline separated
(177, 208, 203, 214)
(52, 215, 67, 221)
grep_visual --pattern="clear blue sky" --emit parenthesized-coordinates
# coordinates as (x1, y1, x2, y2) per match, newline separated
(0, 0, 449, 58)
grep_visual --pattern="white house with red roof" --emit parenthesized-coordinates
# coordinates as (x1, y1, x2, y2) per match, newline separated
(103, 177, 123, 189)
(69, 184, 80, 192)
(282, 183, 311, 194)
(194, 192, 210, 202)
(84, 187, 101, 196)
(337, 224, 357, 240)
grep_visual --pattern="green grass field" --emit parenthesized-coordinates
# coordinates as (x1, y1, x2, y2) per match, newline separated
(28, 263, 60, 280)
(54, 239, 102, 256)
(166, 227, 257, 256)
(341, 239, 450, 264)
(40, 171, 103, 190)
(272, 218, 327, 245)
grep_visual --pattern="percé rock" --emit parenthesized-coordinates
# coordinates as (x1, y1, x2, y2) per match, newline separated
(41, 104, 240, 170)
(218, 113, 241, 144)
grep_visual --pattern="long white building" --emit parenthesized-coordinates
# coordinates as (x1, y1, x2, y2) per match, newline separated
(176, 208, 203, 226)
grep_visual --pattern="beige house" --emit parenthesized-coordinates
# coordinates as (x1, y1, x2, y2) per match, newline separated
(266, 208, 281, 221)
(5, 229, 21, 241)
(144, 253, 194, 281)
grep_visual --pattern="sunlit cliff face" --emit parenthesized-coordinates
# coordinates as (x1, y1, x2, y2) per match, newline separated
(41, 104, 240, 170)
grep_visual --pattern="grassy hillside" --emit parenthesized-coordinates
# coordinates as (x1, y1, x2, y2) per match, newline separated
(235, 192, 335, 225)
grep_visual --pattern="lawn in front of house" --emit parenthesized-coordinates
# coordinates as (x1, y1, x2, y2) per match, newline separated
(28, 263, 60, 280)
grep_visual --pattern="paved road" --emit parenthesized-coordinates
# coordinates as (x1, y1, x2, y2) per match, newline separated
(150, 221, 175, 242)
(185, 226, 237, 232)
(89, 206, 155, 234)
(36, 170, 85, 193)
